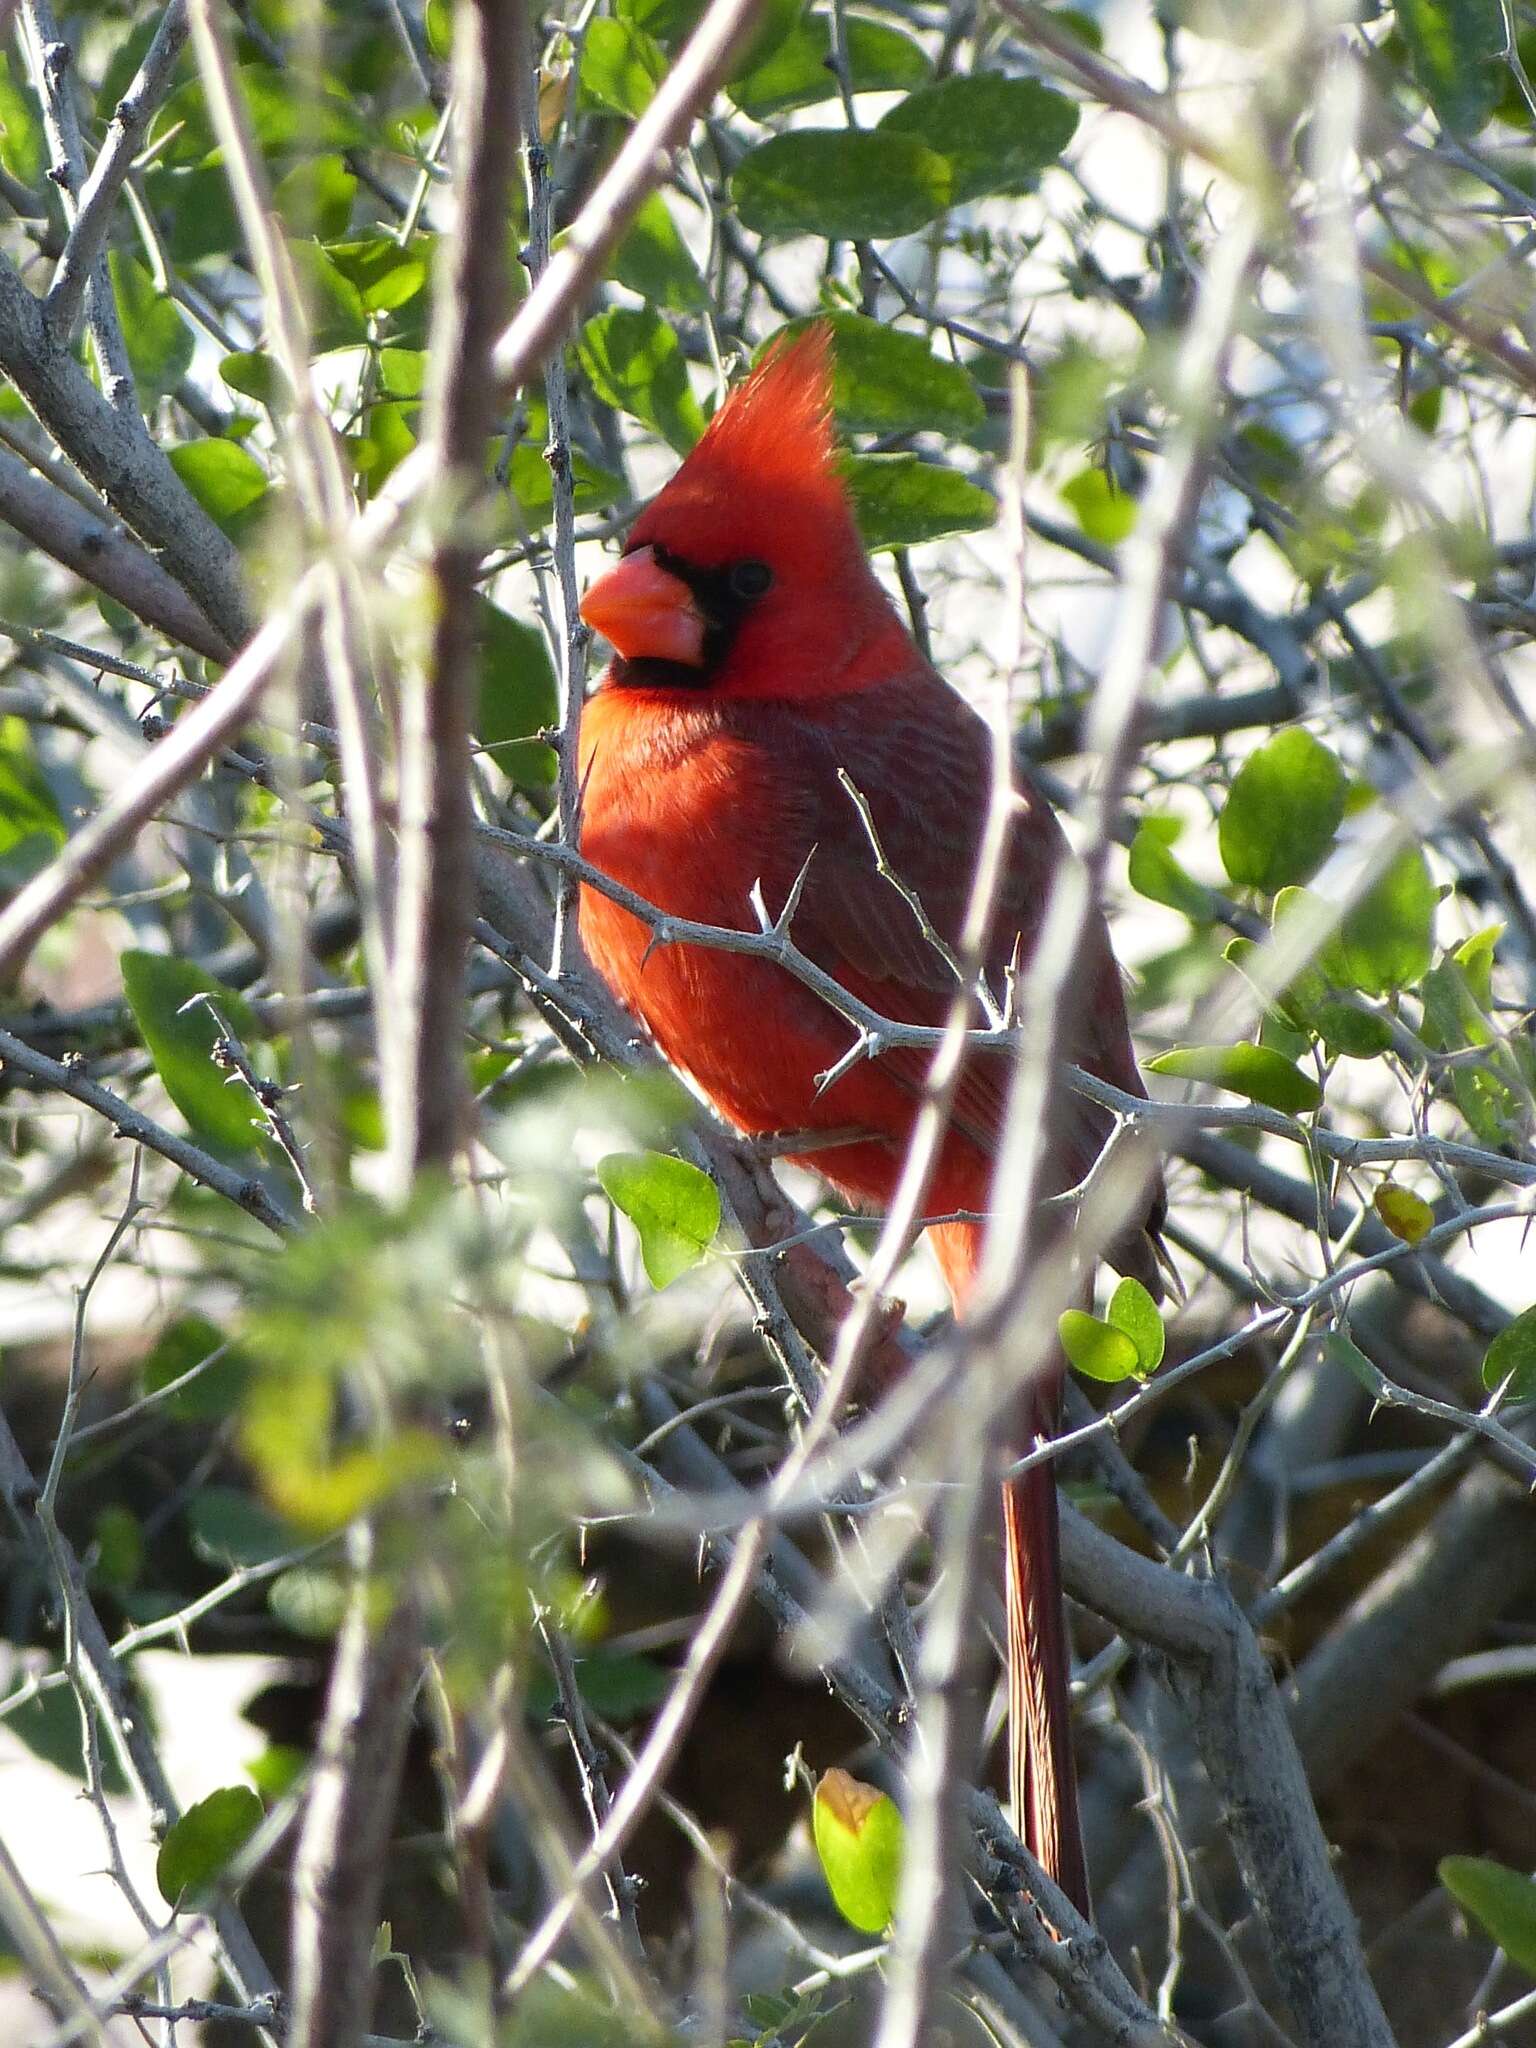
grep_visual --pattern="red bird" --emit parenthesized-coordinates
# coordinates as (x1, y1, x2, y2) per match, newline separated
(576, 327, 1164, 1917)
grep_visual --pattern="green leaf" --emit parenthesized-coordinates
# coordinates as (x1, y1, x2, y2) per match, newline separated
(155, 65, 366, 168)
(268, 1566, 349, 1637)
(475, 598, 558, 787)
(732, 130, 953, 241)
(142, 1313, 249, 1421)
(326, 236, 432, 316)
(219, 350, 283, 405)
(578, 16, 669, 116)
(9, 1682, 128, 1795)
(1128, 816, 1213, 920)
(272, 154, 357, 239)
(1106, 1276, 1164, 1373)
(1372, 1182, 1435, 1245)
(167, 439, 270, 534)
(156, 1785, 263, 1908)
(842, 453, 995, 550)
(526, 1650, 671, 1723)
(121, 951, 264, 1155)
(0, 58, 45, 188)
(1326, 1329, 1388, 1397)
(1147, 1042, 1323, 1113)
(1313, 1000, 1394, 1059)
(1481, 1304, 1536, 1399)
(377, 347, 428, 400)
(93, 1505, 145, 1590)
(0, 714, 65, 861)
(1319, 848, 1437, 995)
(186, 1486, 294, 1569)
(1439, 1855, 1536, 1973)
(608, 192, 709, 313)
(1061, 466, 1137, 545)
(504, 437, 625, 524)
(769, 314, 983, 437)
(1218, 729, 1346, 894)
(1058, 1307, 1141, 1382)
(577, 307, 705, 453)
(813, 1769, 904, 1934)
(596, 1150, 720, 1288)
(285, 240, 367, 352)
(108, 252, 194, 401)
(878, 74, 1078, 203)
(349, 399, 417, 493)
(619, 0, 802, 72)
(1396, 0, 1506, 134)
(729, 12, 930, 119)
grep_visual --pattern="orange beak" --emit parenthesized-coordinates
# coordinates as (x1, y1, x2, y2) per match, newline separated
(579, 546, 706, 668)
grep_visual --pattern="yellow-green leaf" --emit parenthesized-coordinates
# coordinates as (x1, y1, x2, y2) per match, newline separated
(1106, 1276, 1164, 1373)
(597, 1151, 720, 1288)
(1372, 1182, 1434, 1244)
(1147, 1042, 1323, 1114)
(813, 1769, 904, 1934)
(1059, 1308, 1141, 1383)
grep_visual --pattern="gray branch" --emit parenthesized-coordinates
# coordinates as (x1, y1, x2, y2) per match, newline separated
(45, 2, 189, 342)
(1059, 1506, 1398, 2048)
(0, 442, 229, 657)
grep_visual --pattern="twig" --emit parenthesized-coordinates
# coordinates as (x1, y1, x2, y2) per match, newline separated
(0, 443, 229, 657)
(514, 5, 589, 977)
(0, 0, 771, 987)
(45, 1, 190, 342)
(0, 1024, 295, 1233)
(387, 0, 518, 1186)
(21, 0, 140, 414)
(288, 1527, 424, 2048)
(0, 1405, 283, 2037)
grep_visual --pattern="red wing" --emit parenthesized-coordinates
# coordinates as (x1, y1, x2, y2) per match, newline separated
(760, 675, 1161, 1233)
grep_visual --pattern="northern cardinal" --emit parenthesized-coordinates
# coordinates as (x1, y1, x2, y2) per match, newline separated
(576, 326, 1165, 1917)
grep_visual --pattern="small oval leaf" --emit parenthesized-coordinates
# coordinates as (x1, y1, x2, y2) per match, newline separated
(167, 439, 269, 532)
(730, 12, 930, 119)
(157, 1785, 263, 1908)
(1481, 1304, 1536, 1399)
(732, 130, 953, 241)
(813, 1769, 904, 1934)
(577, 306, 705, 453)
(842, 453, 995, 550)
(1218, 729, 1346, 894)
(596, 1150, 720, 1288)
(121, 952, 264, 1155)
(1396, 0, 1506, 135)
(1325, 1329, 1388, 1397)
(769, 314, 985, 438)
(1372, 1182, 1435, 1245)
(878, 74, 1079, 203)
(1319, 848, 1437, 996)
(1106, 1276, 1164, 1373)
(1129, 822, 1213, 920)
(1440, 1854, 1536, 1974)
(1058, 1308, 1141, 1383)
(1147, 1042, 1323, 1114)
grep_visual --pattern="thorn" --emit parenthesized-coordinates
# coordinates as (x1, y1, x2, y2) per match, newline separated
(774, 844, 819, 936)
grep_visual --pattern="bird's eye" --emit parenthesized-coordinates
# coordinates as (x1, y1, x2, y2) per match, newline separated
(728, 559, 774, 600)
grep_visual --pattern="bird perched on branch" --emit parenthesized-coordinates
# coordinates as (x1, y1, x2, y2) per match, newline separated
(576, 325, 1165, 1919)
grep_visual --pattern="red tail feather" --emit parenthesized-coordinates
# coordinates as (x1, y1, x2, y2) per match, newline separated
(1003, 1424, 1089, 1919)
(932, 1221, 1087, 1921)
